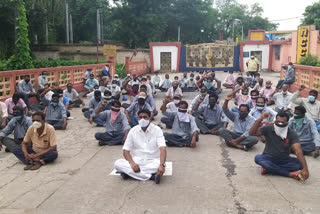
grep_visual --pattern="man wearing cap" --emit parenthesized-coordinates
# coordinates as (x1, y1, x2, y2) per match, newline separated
(94, 100, 130, 146)
(163, 101, 199, 147)
(125, 92, 153, 127)
(113, 74, 122, 87)
(246, 55, 260, 78)
(108, 80, 121, 100)
(132, 85, 158, 116)
(84, 74, 99, 97)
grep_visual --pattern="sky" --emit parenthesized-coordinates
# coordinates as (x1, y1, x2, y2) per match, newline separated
(237, 0, 318, 31)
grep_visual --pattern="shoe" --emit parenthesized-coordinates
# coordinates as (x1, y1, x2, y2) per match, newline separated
(261, 167, 268, 175)
(154, 175, 161, 184)
(98, 141, 107, 146)
(24, 164, 33, 170)
(30, 162, 42, 170)
(5, 148, 10, 153)
(120, 172, 129, 180)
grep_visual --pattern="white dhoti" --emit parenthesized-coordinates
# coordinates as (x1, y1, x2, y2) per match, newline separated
(114, 157, 160, 181)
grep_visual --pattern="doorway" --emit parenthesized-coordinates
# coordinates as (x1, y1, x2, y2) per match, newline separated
(160, 52, 172, 73)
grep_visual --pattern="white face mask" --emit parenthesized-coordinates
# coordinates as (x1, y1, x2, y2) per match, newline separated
(173, 100, 180, 105)
(139, 119, 150, 128)
(32, 121, 42, 129)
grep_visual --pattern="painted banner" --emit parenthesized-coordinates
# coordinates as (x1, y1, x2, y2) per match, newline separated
(185, 44, 234, 68)
(297, 25, 310, 63)
(103, 45, 117, 57)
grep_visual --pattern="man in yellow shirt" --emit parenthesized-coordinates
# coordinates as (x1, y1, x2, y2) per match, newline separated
(246, 56, 260, 77)
(11, 112, 58, 170)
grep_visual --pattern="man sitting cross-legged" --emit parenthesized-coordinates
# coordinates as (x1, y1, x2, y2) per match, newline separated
(10, 112, 58, 170)
(114, 109, 167, 184)
(289, 106, 320, 158)
(163, 101, 199, 148)
(0, 106, 32, 153)
(249, 111, 309, 181)
(218, 94, 258, 151)
(194, 93, 228, 135)
(63, 83, 85, 108)
(44, 93, 67, 130)
(94, 100, 130, 146)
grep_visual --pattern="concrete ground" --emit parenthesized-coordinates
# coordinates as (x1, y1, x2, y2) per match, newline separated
(0, 71, 319, 214)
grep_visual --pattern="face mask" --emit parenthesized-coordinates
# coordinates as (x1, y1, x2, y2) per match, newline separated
(178, 108, 187, 113)
(209, 102, 216, 109)
(204, 82, 213, 89)
(239, 112, 248, 120)
(173, 100, 180, 105)
(294, 114, 304, 119)
(138, 98, 145, 105)
(251, 96, 258, 100)
(201, 92, 207, 96)
(95, 97, 101, 102)
(25, 79, 30, 83)
(42, 74, 46, 78)
(308, 95, 316, 103)
(13, 115, 22, 120)
(90, 77, 94, 79)
(51, 101, 59, 106)
(256, 104, 265, 111)
(275, 121, 288, 128)
(190, 78, 194, 81)
(288, 65, 292, 69)
(282, 91, 288, 95)
(266, 86, 271, 89)
(139, 119, 150, 128)
(32, 121, 42, 129)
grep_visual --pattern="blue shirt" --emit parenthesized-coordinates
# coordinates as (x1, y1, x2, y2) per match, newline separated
(249, 106, 277, 122)
(96, 111, 130, 133)
(88, 98, 102, 116)
(102, 67, 110, 77)
(18, 80, 35, 94)
(45, 102, 67, 121)
(289, 117, 320, 148)
(284, 67, 295, 82)
(63, 96, 70, 106)
(0, 116, 32, 140)
(224, 108, 256, 137)
(85, 78, 99, 89)
(197, 104, 228, 125)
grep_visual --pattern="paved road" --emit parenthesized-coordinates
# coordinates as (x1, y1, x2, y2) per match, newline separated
(0, 71, 319, 214)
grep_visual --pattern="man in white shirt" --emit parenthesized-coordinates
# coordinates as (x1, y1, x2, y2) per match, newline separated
(165, 81, 183, 99)
(271, 84, 293, 113)
(114, 109, 167, 184)
(37, 71, 48, 90)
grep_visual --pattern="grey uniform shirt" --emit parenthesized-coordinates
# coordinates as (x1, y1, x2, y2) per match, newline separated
(292, 91, 320, 121)
(96, 110, 130, 133)
(63, 89, 79, 102)
(0, 116, 32, 140)
(133, 94, 156, 110)
(249, 107, 277, 122)
(289, 117, 320, 148)
(224, 108, 256, 137)
(197, 104, 228, 125)
(284, 67, 295, 82)
(45, 102, 67, 121)
(18, 80, 35, 94)
(126, 102, 153, 120)
(189, 94, 209, 111)
(165, 112, 199, 138)
(272, 92, 293, 109)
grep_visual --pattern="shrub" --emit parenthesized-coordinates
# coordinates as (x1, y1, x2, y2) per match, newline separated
(115, 63, 126, 78)
(299, 54, 319, 66)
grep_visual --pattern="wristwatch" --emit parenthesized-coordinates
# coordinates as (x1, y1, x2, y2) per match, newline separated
(161, 163, 166, 167)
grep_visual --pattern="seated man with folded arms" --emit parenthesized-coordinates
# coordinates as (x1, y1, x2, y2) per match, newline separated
(289, 106, 320, 157)
(10, 112, 58, 171)
(125, 92, 153, 127)
(0, 106, 32, 152)
(63, 83, 85, 108)
(163, 101, 199, 148)
(5, 92, 27, 120)
(249, 111, 309, 181)
(160, 95, 182, 129)
(194, 93, 228, 135)
(94, 100, 130, 146)
(44, 93, 67, 130)
(166, 81, 183, 99)
(114, 109, 167, 184)
(292, 85, 320, 131)
(219, 94, 258, 151)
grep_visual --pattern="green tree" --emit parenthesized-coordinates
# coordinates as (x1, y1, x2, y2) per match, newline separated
(302, 2, 320, 30)
(6, 0, 34, 70)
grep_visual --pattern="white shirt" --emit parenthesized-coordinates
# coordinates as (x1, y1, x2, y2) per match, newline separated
(0, 102, 8, 119)
(107, 85, 121, 96)
(45, 91, 54, 101)
(292, 91, 320, 120)
(166, 102, 178, 112)
(166, 87, 183, 98)
(272, 92, 293, 109)
(123, 123, 166, 160)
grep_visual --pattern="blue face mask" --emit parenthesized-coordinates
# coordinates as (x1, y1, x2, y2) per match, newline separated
(204, 82, 213, 89)
(51, 101, 59, 106)
(308, 95, 316, 103)
(14, 115, 22, 120)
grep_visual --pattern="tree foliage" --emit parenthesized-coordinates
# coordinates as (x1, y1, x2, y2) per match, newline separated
(302, 2, 320, 30)
(0, 0, 278, 60)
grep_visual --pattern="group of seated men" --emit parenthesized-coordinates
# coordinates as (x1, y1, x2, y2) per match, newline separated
(0, 66, 319, 184)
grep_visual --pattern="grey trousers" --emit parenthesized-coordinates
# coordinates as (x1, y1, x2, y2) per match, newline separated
(195, 118, 223, 134)
(95, 131, 125, 146)
(2, 137, 22, 152)
(218, 128, 258, 149)
(164, 133, 192, 147)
